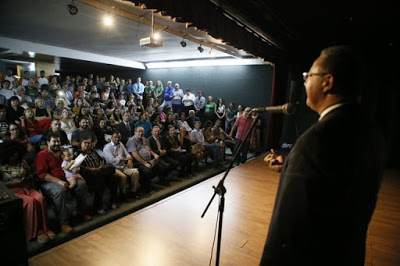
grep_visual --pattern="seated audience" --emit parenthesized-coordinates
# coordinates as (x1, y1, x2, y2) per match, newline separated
(33, 97, 52, 122)
(6, 96, 24, 124)
(186, 110, 200, 129)
(165, 125, 194, 178)
(134, 112, 152, 138)
(115, 111, 134, 146)
(60, 109, 76, 141)
(40, 119, 70, 149)
(212, 119, 235, 153)
(36, 132, 91, 234)
(70, 116, 97, 148)
(148, 126, 178, 184)
(0, 140, 55, 243)
(109, 108, 123, 127)
(74, 137, 119, 214)
(103, 131, 140, 200)
(177, 112, 192, 132)
(94, 119, 113, 152)
(19, 107, 43, 144)
(190, 121, 223, 167)
(126, 126, 165, 192)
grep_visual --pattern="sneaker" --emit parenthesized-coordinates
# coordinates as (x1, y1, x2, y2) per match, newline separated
(37, 233, 49, 244)
(46, 230, 56, 240)
(60, 225, 73, 234)
(97, 209, 106, 215)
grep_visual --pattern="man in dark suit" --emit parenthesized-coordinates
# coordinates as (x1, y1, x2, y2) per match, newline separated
(148, 126, 178, 184)
(260, 46, 386, 266)
(115, 111, 133, 146)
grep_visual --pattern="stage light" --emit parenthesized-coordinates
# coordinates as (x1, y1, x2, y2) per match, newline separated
(67, 4, 78, 15)
(198, 45, 204, 53)
(180, 39, 187, 47)
(103, 15, 113, 26)
(153, 32, 160, 40)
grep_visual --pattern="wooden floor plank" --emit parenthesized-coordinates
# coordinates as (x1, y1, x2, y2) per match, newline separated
(29, 157, 400, 266)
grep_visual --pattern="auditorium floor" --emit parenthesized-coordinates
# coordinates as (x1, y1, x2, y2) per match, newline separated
(28, 155, 400, 265)
(27, 150, 258, 258)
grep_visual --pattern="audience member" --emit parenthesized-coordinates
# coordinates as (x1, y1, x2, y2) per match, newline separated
(229, 107, 254, 164)
(0, 140, 55, 243)
(171, 83, 184, 114)
(61, 149, 85, 189)
(6, 96, 24, 124)
(225, 102, 237, 133)
(103, 131, 141, 201)
(134, 112, 152, 138)
(194, 91, 206, 122)
(148, 126, 177, 184)
(126, 126, 161, 193)
(204, 96, 216, 123)
(133, 77, 144, 100)
(215, 98, 226, 130)
(160, 81, 174, 110)
(190, 121, 223, 167)
(70, 116, 97, 147)
(165, 125, 194, 178)
(36, 132, 91, 233)
(182, 89, 195, 115)
(177, 112, 192, 132)
(19, 107, 42, 144)
(154, 80, 164, 106)
(75, 137, 119, 214)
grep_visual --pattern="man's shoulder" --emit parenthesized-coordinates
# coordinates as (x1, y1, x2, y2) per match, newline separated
(37, 148, 52, 159)
(103, 141, 113, 149)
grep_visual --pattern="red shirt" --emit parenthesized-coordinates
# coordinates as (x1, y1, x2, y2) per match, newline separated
(234, 115, 254, 141)
(36, 149, 66, 181)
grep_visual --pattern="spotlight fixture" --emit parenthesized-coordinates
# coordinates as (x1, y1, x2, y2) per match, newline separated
(198, 45, 204, 53)
(180, 39, 187, 47)
(67, 1, 78, 15)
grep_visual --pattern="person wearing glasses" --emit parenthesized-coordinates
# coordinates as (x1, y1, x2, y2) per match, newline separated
(260, 46, 386, 265)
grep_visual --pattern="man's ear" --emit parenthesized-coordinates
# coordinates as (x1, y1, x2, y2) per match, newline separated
(322, 74, 334, 93)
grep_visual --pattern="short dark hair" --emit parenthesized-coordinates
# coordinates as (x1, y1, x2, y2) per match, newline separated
(320, 45, 360, 98)
(46, 131, 61, 141)
(78, 116, 89, 123)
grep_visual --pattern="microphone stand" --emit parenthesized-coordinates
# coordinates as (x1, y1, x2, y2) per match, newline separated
(201, 113, 260, 266)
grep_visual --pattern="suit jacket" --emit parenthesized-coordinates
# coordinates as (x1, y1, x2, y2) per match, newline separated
(261, 103, 386, 266)
(115, 121, 134, 146)
(147, 135, 167, 155)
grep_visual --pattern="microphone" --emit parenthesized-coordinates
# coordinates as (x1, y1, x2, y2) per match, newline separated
(252, 103, 295, 114)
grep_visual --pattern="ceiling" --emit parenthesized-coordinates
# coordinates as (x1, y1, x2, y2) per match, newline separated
(0, 0, 397, 71)
(0, 0, 253, 70)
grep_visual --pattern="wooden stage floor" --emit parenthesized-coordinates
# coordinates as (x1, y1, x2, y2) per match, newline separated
(29, 157, 400, 266)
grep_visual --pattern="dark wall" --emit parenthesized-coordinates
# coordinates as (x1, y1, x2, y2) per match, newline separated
(143, 64, 273, 109)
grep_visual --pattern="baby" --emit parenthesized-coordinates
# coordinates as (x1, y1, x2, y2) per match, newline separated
(61, 149, 84, 189)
